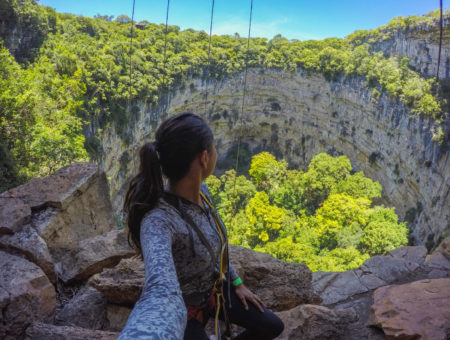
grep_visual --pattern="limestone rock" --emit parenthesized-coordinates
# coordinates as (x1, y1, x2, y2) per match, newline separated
(90, 245, 319, 311)
(56, 286, 108, 330)
(0, 251, 56, 339)
(275, 304, 357, 340)
(106, 304, 132, 332)
(0, 162, 117, 281)
(2, 162, 98, 210)
(369, 278, 450, 340)
(388, 245, 428, 264)
(432, 236, 450, 261)
(55, 229, 135, 283)
(0, 195, 30, 235)
(108, 66, 449, 249)
(24, 322, 119, 340)
(89, 256, 145, 305)
(0, 224, 56, 283)
(313, 255, 423, 306)
(228, 245, 320, 310)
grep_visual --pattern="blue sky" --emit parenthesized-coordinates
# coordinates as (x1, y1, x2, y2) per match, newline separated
(40, 0, 447, 40)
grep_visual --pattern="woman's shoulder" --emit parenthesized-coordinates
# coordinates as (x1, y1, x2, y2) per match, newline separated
(141, 199, 182, 233)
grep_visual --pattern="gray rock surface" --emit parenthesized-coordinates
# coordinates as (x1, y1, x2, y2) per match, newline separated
(275, 304, 358, 340)
(56, 286, 108, 330)
(24, 322, 119, 340)
(0, 224, 56, 283)
(0, 251, 56, 340)
(106, 304, 132, 332)
(88, 256, 145, 306)
(230, 245, 321, 311)
(55, 229, 135, 283)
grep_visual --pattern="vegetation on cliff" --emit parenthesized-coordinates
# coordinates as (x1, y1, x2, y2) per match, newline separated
(206, 152, 409, 271)
(0, 0, 446, 191)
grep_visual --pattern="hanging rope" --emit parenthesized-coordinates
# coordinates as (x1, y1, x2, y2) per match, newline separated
(162, 0, 171, 89)
(234, 0, 253, 173)
(203, 0, 215, 115)
(232, 0, 253, 198)
(437, 0, 443, 81)
(128, 0, 136, 110)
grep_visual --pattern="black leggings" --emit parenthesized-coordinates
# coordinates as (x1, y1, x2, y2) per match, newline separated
(184, 282, 284, 340)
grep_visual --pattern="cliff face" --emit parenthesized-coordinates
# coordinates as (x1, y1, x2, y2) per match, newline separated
(368, 16, 450, 79)
(99, 67, 449, 249)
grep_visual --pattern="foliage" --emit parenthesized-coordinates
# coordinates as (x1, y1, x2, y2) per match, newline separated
(0, 1, 444, 190)
(208, 152, 409, 272)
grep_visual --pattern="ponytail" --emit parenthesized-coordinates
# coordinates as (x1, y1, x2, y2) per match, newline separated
(123, 141, 164, 257)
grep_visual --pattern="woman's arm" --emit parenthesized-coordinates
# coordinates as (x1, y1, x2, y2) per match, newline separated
(117, 217, 187, 340)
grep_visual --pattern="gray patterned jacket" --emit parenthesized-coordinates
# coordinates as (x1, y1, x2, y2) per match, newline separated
(117, 183, 239, 340)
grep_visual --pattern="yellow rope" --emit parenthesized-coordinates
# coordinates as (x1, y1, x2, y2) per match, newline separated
(200, 192, 226, 339)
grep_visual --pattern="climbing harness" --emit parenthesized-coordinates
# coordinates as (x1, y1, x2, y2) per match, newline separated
(162, 191, 232, 339)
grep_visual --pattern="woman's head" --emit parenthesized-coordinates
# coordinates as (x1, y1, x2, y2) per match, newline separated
(123, 112, 215, 255)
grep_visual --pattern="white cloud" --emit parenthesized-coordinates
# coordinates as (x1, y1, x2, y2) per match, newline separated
(212, 16, 322, 40)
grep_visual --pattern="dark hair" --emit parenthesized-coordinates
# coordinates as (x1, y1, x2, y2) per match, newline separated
(123, 112, 214, 256)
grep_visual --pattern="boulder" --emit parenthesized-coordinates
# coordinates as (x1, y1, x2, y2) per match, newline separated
(90, 245, 319, 311)
(106, 304, 132, 332)
(275, 304, 357, 340)
(313, 255, 423, 306)
(0, 251, 56, 339)
(229, 245, 321, 310)
(88, 256, 145, 306)
(2, 162, 98, 210)
(0, 195, 30, 235)
(432, 236, 450, 261)
(56, 286, 108, 330)
(0, 224, 56, 283)
(387, 245, 428, 264)
(0, 162, 116, 263)
(369, 278, 450, 340)
(24, 322, 119, 340)
(55, 229, 135, 283)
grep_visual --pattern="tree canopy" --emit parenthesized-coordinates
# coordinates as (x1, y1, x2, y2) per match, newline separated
(206, 152, 408, 272)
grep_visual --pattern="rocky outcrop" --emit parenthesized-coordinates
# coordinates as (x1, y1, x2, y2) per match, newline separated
(229, 245, 321, 310)
(89, 245, 320, 311)
(275, 304, 357, 340)
(55, 286, 108, 330)
(0, 163, 121, 283)
(0, 163, 137, 338)
(24, 322, 119, 340)
(368, 16, 450, 79)
(369, 278, 450, 340)
(0, 251, 56, 340)
(312, 239, 450, 339)
(55, 229, 135, 283)
(102, 67, 449, 249)
(88, 256, 145, 306)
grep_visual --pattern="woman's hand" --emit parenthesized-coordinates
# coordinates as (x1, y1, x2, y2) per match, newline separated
(234, 283, 265, 312)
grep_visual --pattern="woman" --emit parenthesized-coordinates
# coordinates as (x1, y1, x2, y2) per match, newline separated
(118, 112, 284, 340)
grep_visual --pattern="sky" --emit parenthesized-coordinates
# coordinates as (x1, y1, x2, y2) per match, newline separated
(40, 0, 448, 40)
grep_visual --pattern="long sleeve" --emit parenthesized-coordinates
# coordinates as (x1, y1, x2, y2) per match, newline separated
(117, 217, 187, 340)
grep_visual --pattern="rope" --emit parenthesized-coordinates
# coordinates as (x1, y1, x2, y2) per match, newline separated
(232, 0, 253, 199)
(162, 0, 171, 89)
(437, 0, 443, 81)
(128, 0, 136, 109)
(203, 0, 216, 115)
